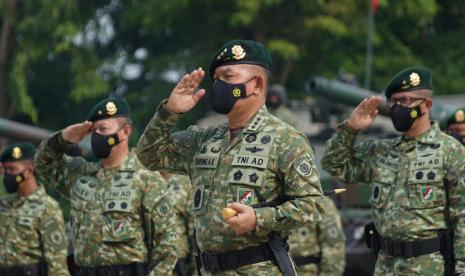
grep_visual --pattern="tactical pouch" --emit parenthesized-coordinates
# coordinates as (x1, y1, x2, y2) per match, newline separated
(364, 221, 380, 257)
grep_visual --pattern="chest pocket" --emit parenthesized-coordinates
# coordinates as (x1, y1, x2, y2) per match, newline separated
(101, 177, 140, 243)
(191, 141, 222, 216)
(228, 133, 274, 206)
(407, 151, 445, 209)
(72, 176, 98, 206)
(370, 156, 398, 209)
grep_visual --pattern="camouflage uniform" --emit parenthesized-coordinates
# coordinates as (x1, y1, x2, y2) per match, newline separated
(269, 106, 298, 129)
(0, 185, 69, 275)
(288, 198, 345, 276)
(34, 132, 179, 274)
(164, 173, 194, 275)
(321, 121, 465, 275)
(136, 102, 325, 275)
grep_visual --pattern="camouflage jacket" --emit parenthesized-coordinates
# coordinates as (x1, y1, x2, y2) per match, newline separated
(136, 101, 325, 256)
(269, 106, 298, 129)
(288, 198, 345, 276)
(0, 186, 69, 275)
(35, 133, 179, 274)
(321, 121, 465, 273)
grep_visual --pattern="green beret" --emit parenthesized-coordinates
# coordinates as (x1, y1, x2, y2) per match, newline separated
(384, 66, 432, 99)
(208, 39, 272, 80)
(1, 142, 36, 163)
(86, 98, 130, 122)
(447, 107, 465, 127)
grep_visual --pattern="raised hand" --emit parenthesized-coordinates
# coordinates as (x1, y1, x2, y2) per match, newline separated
(62, 121, 93, 144)
(166, 68, 206, 114)
(347, 96, 382, 130)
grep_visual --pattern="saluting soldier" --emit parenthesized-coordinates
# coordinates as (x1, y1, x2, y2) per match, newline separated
(321, 67, 465, 275)
(136, 39, 325, 275)
(445, 107, 465, 146)
(288, 197, 345, 276)
(35, 98, 179, 275)
(0, 142, 69, 276)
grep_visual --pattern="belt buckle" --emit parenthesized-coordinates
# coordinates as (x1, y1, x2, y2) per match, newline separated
(201, 252, 221, 272)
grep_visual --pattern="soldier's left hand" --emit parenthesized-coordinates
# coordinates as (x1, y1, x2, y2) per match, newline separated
(225, 203, 257, 235)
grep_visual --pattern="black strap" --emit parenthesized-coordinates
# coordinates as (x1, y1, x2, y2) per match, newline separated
(378, 235, 441, 258)
(76, 262, 147, 276)
(293, 255, 321, 266)
(0, 263, 42, 276)
(199, 243, 275, 272)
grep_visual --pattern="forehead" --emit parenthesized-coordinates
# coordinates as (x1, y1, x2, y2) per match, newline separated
(214, 64, 248, 76)
(390, 89, 430, 98)
(93, 117, 120, 127)
(448, 123, 465, 131)
(2, 161, 23, 169)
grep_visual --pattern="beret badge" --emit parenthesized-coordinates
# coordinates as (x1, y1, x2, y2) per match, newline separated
(106, 102, 117, 115)
(11, 147, 22, 159)
(231, 45, 246, 60)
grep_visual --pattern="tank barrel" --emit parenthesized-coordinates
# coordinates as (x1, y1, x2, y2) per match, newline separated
(0, 118, 52, 144)
(306, 76, 456, 129)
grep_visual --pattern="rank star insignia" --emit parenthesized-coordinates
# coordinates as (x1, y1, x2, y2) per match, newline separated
(232, 87, 241, 97)
(238, 189, 253, 205)
(231, 45, 246, 60)
(455, 110, 465, 123)
(245, 146, 263, 153)
(106, 101, 117, 115)
(410, 72, 420, 87)
(245, 134, 257, 143)
(233, 170, 243, 181)
(249, 173, 259, 183)
(11, 146, 22, 159)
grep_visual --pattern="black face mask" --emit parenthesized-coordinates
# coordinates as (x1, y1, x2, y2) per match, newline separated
(450, 133, 465, 146)
(91, 131, 120, 159)
(390, 103, 423, 132)
(211, 78, 254, 114)
(3, 172, 25, 194)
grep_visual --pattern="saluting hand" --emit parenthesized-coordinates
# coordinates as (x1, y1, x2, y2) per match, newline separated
(225, 203, 257, 235)
(347, 96, 382, 130)
(62, 121, 93, 144)
(166, 68, 206, 114)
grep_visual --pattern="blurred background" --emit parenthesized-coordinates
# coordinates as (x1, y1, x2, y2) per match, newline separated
(1, 0, 465, 274)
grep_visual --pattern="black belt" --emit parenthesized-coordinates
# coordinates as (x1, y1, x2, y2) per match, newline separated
(379, 236, 442, 258)
(76, 262, 147, 276)
(293, 255, 321, 266)
(0, 263, 44, 276)
(199, 243, 275, 272)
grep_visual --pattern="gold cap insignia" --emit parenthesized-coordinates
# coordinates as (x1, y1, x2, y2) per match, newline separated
(106, 102, 117, 115)
(410, 109, 418, 118)
(455, 110, 465, 123)
(108, 137, 116, 146)
(401, 80, 410, 90)
(232, 87, 241, 97)
(231, 45, 246, 60)
(12, 147, 22, 159)
(410, 72, 420, 87)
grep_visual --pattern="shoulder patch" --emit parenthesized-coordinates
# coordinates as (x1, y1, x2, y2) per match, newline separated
(170, 129, 198, 148)
(43, 218, 67, 250)
(294, 155, 314, 177)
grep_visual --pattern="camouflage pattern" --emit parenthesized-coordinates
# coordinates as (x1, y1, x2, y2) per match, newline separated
(288, 198, 345, 276)
(0, 185, 69, 275)
(163, 173, 194, 275)
(269, 106, 298, 129)
(34, 133, 179, 274)
(321, 121, 465, 275)
(136, 101, 325, 274)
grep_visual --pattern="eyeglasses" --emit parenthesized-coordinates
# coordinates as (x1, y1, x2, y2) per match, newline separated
(387, 96, 426, 108)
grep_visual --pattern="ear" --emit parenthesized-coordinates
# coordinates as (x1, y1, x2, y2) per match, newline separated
(121, 125, 132, 140)
(252, 76, 265, 95)
(423, 99, 433, 113)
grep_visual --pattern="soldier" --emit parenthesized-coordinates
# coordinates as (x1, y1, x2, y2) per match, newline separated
(0, 142, 69, 276)
(288, 197, 345, 275)
(34, 98, 179, 275)
(446, 107, 465, 146)
(321, 67, 465, 275)
(161, 173, 193, 276)
(266, 84, 298, 128)
(136, 39, 325, 275)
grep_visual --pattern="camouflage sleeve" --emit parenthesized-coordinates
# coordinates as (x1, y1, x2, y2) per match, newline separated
(317, 200, 346, 276)
(142, 171, 179, 275)
(35, 132, 79, 198)
(136, 100, 202, 174)
(40, 199, 70, 276)
(444, 141, 465, 273)
(254, 132, 325, 236)
(321, 121, 374, 184)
